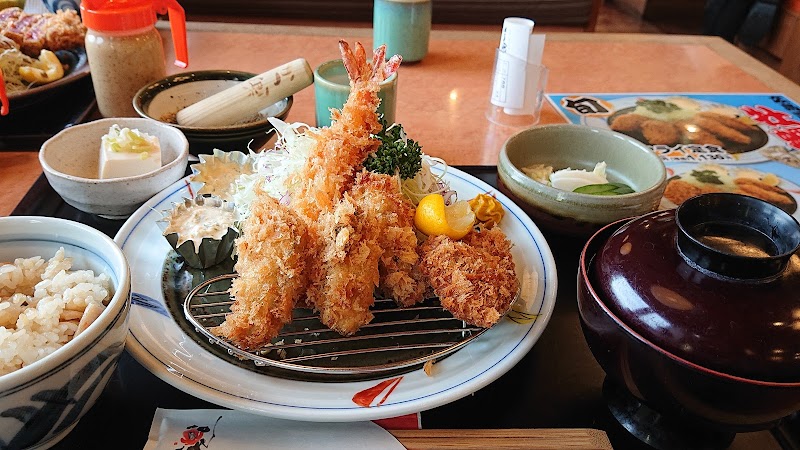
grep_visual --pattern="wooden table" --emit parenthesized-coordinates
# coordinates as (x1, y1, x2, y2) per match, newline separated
(3, 23, 800, 216)
(4, 24, 800, 450)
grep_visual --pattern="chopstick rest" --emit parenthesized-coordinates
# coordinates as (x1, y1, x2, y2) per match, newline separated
(143, 408, 406, 449)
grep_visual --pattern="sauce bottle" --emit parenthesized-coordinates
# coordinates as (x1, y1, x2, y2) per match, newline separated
(80, 0, 189, 118)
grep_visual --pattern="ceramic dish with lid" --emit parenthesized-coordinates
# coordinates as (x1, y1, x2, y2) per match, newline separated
(578, 192, 800, 449)
(133, 70, 293, 155)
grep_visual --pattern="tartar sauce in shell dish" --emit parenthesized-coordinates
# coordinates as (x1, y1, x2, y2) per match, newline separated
(160, 196, 239, 269)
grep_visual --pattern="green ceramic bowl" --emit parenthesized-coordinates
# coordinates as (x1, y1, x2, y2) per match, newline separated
(498, 124, 667, 237)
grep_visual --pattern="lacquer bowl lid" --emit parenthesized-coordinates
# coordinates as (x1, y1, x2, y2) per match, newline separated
(592, 193, 800, 382)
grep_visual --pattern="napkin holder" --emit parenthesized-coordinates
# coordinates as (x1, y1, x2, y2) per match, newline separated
(485, 49, 549, 128)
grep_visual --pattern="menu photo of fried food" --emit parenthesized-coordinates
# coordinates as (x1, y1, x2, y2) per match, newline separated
(608, 97, 769, 154)
(661, 164, 798, 215)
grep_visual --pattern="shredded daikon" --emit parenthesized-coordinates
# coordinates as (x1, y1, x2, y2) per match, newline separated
(401, 155, 456, 206)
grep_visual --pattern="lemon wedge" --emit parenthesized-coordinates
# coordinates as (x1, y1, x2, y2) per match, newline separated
(414, 194, 475, 240)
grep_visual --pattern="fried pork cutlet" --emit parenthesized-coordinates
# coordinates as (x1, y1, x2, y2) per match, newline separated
(212, 191, 312, 350)
(349, 171, 425, 307)
(609, 113, 648, 133)
(420, 227, 518, 328)
(0, 8, 86, 57)
(306, 195, 384, 336)
(640, 119, 681, 145)
(663, 179, 704, 205)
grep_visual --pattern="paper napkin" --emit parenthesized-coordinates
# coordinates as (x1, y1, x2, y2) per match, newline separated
(143, 408, 406, 450)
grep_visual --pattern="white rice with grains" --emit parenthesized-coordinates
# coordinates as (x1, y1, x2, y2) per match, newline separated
(0, 248, 111, 376)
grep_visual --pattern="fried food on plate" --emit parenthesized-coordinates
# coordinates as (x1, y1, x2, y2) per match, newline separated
(734, 178, 794, 207)
(0, 7, 86, 57)
(696, 111, 754, 132)
(663, 179, 706, 205)
(290, 41, 401, 222)
(420, 227, 518, 328)
(350, 171, 425, 307)
(306, 195, 383, 336)
(693, 116, 751, 144)
(212, 190, 312, 350)
(609, 113, 648, 133)
(640, 119, 680, 145)
(675, 120, 724, 147)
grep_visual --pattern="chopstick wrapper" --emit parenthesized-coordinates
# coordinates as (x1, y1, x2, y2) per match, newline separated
(143, 409, 406, 450)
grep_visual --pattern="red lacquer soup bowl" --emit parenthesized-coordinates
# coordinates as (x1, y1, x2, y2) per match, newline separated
(578, 193, 800, 448)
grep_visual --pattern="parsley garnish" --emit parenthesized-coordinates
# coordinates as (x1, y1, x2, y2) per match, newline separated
(365, 119, 423, 180)
(691, 169, 724, 185)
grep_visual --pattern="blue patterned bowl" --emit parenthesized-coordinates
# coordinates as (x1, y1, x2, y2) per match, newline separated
(0, 217, 130, 449)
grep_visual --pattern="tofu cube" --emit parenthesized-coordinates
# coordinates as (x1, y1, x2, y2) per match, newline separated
(98, 126, 162, 179)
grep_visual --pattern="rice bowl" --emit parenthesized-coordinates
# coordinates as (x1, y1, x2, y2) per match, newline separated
(0, 248, 112, 376)
(0, 216, 130, 449)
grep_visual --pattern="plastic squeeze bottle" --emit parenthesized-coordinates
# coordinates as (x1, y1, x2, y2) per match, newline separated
(81, 0, 189, 117)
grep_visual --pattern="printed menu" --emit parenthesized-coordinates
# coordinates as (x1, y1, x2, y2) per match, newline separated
(547, 93, 800, 220)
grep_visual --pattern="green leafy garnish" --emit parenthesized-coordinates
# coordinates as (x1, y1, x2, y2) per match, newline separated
(636, 99, 681, 114)
(573, 183, 635, 196)
(365, 119, 423, 180)
(690, 169, 724, 185)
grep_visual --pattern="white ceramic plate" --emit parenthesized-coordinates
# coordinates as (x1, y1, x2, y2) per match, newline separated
(114, 167, 558, 422)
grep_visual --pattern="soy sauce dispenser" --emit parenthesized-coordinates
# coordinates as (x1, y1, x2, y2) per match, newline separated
(81, 0, 189, 117)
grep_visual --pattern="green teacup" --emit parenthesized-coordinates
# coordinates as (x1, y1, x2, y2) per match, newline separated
(313, 59, 398, 128)
(373, 0, 431, 63)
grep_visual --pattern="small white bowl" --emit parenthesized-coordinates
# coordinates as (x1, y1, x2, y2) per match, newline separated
(0, 216, 131, 449)
(40, 118, 189, 219)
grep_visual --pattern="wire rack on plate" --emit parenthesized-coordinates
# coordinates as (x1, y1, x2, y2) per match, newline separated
(183, 273, 491, 376)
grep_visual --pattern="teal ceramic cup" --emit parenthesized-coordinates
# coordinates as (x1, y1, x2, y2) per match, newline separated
(373, 0, 432, 63)
(314, 59, 398, 128)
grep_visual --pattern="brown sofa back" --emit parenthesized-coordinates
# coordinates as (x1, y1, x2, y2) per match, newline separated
(183, 0, 598, 28)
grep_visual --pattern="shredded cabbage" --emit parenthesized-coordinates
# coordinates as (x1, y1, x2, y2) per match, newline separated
(400, 155, 455, 206)
(0, 36, 36, 93)
(231, 118, 316, 221)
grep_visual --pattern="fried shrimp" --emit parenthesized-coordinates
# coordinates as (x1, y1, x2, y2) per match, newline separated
(694, 116, 751, 144)
(306, 195, 384, 336)
(420, 227, 518, 328)
(290, 41, 402, 222)
(696, 112, 755, 132)
(350, 171, 425, 307)
(212, 191, 312, 350)
(676, 121, 724, 147)
(734, 178, 794, 207)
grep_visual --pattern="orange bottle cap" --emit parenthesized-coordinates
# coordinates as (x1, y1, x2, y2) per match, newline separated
(80, 0, 157, 32)
(80, 0, 189, 68)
